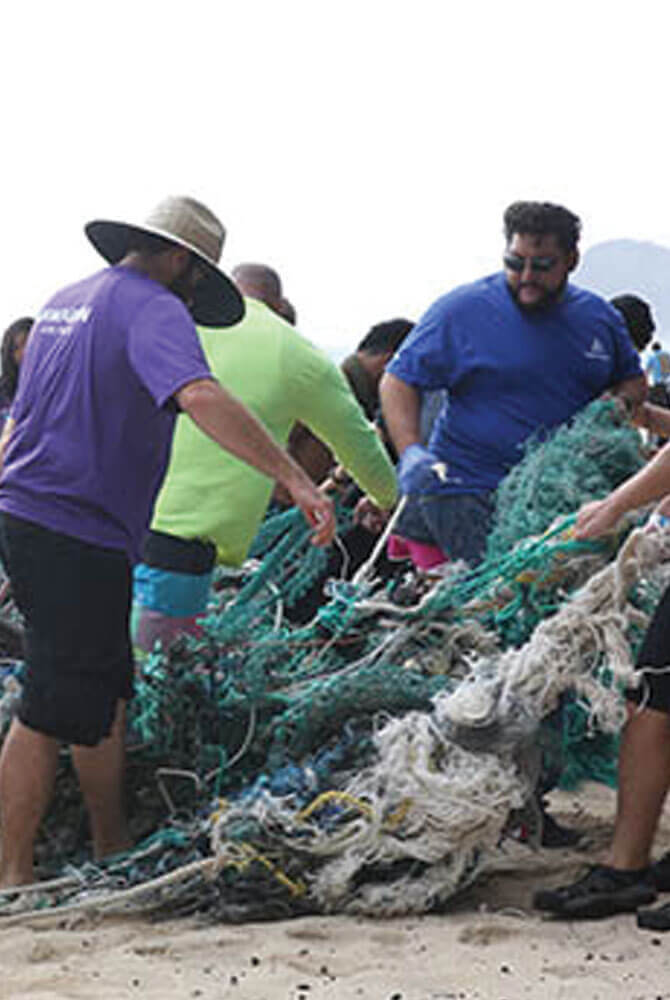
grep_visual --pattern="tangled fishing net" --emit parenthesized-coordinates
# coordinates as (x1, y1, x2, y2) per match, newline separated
(1, 399, 669, 924)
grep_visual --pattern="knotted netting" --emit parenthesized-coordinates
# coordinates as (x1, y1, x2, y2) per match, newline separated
(1, 399, 669, 923)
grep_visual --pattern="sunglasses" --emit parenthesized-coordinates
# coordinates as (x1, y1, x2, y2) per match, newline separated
(503, 252, 558, 273)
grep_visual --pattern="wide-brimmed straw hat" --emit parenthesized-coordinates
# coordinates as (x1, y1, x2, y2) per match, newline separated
(84, 195, 244, 327)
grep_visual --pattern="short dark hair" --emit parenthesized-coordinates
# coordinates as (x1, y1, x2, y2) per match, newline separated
(277, 297, 297, 325)
(503, 201, 582, 253)
(357, 318, 414, 354)
(1, 316, 33, 401)
(231, 263, 282, 305)
(610, 294, 655, 352)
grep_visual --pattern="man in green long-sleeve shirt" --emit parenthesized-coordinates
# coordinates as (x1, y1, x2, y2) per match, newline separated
(132, 264, 397, 650)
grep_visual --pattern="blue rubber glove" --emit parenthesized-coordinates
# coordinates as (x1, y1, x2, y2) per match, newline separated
(645, 510, 670, 534)
(397, 443, 449, 496)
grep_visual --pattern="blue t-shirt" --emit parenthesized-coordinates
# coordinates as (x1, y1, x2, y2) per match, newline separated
(646, 351, 670, 386)
(0, 266, 213, 561)
(387, 273, 642, 493)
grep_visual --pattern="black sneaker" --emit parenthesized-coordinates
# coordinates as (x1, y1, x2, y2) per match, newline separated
(637, 900, 670, 931)
(533, 864, 657, 918)
(649, 850, 670, 892)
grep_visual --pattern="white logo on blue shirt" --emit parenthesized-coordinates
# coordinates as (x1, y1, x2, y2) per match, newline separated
(584, 336, 609, 361)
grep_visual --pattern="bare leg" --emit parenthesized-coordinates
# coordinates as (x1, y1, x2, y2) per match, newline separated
(0, 717, 60, 887)
(608, 703, 670, 870)
(71, 700, 132, 860)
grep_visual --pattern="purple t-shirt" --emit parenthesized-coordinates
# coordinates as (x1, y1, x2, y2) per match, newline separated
(0, 266, 213, 561)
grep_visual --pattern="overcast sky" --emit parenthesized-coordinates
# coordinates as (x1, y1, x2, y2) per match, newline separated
(4, 1, 670, 356)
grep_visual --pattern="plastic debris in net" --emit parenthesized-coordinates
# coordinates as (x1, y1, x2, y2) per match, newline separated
(1, 400, 668, 923)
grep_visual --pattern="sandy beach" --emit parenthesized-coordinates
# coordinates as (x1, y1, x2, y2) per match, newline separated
(1, 784, 669, 1000)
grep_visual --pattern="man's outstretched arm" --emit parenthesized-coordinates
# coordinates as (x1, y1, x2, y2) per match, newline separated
(176, 378, 335, 546)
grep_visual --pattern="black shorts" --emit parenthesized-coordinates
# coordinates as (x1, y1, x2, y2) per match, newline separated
(142, 529, 217, 574)
(629, 583, 670, 713)
(0, 512, 134, 746)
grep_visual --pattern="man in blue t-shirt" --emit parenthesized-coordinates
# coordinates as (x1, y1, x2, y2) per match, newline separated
(646, 341, 670, 387)
(381, 201, 647, 567)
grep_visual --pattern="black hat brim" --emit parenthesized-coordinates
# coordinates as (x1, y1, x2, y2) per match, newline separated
(85, 220, 244, 328)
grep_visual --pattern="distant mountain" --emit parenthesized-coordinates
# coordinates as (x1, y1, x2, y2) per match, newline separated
(577, 239, 670, 345)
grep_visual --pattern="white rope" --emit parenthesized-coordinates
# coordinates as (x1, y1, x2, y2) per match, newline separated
(352, 496, 408, 586)
(208, 526, 670, 916)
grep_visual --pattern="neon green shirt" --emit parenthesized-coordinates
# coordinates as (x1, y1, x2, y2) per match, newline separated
(151, 298, 397, 566)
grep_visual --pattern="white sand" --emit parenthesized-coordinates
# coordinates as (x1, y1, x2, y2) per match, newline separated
(1, 784, 669, 1000)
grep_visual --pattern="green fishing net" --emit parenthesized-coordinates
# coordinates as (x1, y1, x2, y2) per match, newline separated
(0, 399, 661, 919)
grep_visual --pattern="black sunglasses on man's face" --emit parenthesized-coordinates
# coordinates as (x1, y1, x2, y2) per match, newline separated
(503, 252, 558, 274)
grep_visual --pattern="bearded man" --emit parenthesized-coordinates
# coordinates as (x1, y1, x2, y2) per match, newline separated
(381, 200, 646, 567)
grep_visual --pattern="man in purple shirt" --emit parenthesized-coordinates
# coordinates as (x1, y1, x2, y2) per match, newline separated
(0, 196, 335, 888)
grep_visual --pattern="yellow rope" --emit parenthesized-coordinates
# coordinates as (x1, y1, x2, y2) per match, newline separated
(300, 789, 412, 829)
(208, 798, 229, 825)
(383, 798, 412, 829)
(297, 789, 373, 821)
(221, 842, 306, 897)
